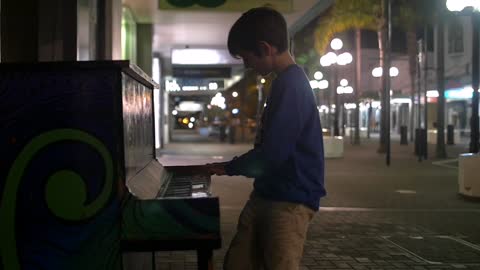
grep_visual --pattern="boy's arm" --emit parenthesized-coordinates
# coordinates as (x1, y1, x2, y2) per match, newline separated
(224, 83, 303, 177)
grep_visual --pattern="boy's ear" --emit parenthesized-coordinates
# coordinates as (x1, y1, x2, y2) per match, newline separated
(258, 41, 275, 57)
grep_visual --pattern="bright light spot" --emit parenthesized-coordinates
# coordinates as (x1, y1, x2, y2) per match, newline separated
(208, 82, 218, 90)
(172, 48, 222, 65)
(344, 86, 354, 94)
(391, 98, 412, 104)
(337, 86, 343, 94)
(264, 103, 267, 107)
(320, 52, 337, 67)
(314, 71, 323, 80)
(211, 93, 226, 109)
(207, 105, 212, 109)
(371, 101, 381, 108)
(318, 80, 329, 89)
(260, 78, 266, 84)
(330, 38, 343, 50)
(337, 52, 353, 65)
(310, 80, 319, 89)
(232, 108, 239, 114)
(447, 0, 480, 11)
(166, 80, 181, 92)
(320, 105, 329, 111)
(190, 117, 196, 122)
(390, 67, 399, 77)
(344, 103, 357, 109)
(188, 123, 194, 129)
(372, 67, 383, 77)
(152, 58, 160, 85)
(182, 118, 189, 124)
(172, 110, 178, 116)
(178, 101, 203, 112)
(372, 67, 399, 77)
(337, 86, 354, 94)
(182, 86, 199, 91)
(427, 90, 439, 98)
(340, 79, 348, 87)
(232, 91, 238, 97)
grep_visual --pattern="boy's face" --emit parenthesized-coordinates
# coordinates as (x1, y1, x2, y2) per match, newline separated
(238, 47, 273, 76)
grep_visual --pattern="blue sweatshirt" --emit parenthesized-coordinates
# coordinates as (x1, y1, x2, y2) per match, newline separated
(225, 64, 326, 211)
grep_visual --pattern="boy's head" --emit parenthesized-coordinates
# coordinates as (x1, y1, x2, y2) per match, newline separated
(228, 7, 289, 75)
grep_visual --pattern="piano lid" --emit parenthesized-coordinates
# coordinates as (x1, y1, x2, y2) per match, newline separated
(0, 60, 159, 89)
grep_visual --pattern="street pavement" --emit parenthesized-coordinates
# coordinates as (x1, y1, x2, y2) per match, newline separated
(154, 131, 480, 270)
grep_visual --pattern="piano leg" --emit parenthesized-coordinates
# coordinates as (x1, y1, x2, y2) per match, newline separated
(197, 249, 213, 270)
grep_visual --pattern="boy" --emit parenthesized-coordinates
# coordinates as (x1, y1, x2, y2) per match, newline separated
(208, 7, 326, 270)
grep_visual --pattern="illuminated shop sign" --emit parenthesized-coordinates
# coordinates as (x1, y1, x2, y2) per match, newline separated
(166, 79, 224, 92)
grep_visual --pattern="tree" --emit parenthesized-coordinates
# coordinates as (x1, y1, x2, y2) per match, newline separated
(314, 0, 385, 149)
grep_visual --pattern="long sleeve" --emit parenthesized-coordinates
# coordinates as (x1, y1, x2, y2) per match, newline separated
(225, 79, 303, 178)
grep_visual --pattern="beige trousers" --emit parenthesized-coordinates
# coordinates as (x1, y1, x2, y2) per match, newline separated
(224, 193, 315, 270)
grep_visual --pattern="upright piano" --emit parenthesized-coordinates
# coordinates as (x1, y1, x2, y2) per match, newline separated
(0, 61, 221, 270)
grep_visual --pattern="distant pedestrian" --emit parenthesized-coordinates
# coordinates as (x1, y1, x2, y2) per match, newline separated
(207, 7, 326, 270)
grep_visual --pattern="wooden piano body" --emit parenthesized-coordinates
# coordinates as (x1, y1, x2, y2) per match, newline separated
(0, 61, 221, 270)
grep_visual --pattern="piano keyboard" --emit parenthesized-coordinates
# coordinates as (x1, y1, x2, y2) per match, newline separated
(163, 175, 211, 198)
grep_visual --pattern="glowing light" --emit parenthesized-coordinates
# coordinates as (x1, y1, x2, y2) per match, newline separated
(232, 91, 239, 97)
(318, 80, 329, 89)
(340, 79, 348, 87)
(427, 90, 439, 98)
(372, 67, 399, 77)
(337, 52, 353, 65)
(344, 103, 357, 110)
(210, 92, 226, 109)
(310, 80, 319, 89)
(391, 98, 412, 104)
(172, 110, 178, 116)
(182, 86, 199, 91)
(232, 108, 239, 114)
(188, 123, 194, 129)
(208, 82, 218, 90)
(337, 86, 354, 94)
(190, 117, 196, 122)
(390, 67, 399, 77)
(447, 0, 480, 11)
(320, 52, 337, 67)
(166, 80, 181, 92)
(344, 86, 354, 94)
(182, 118, 189, 124)
(178, 101, 203, 112)
(330, 38, 343, 50)
(260, 78, 266, 84)
(314, 71, 323, 80)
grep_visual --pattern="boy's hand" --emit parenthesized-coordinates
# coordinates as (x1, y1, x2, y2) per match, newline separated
(206, 162, 228, 175)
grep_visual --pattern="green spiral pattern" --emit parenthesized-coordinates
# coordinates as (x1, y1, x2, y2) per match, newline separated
(0, 129, 113, 270)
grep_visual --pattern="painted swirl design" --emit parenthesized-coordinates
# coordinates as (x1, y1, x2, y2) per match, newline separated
(0, 129, 113, 270)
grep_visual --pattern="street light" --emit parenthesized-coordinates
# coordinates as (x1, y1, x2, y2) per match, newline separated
(320, 38, 353, 136)
(314, 71, 324, 80)
(447, 0, 480, 153)
(371, 66, 400, 78)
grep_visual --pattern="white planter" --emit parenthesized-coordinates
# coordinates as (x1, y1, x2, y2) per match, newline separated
(458, 153, 480, 198)
(323, 136, 344, 158)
